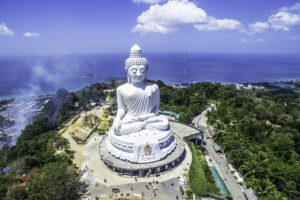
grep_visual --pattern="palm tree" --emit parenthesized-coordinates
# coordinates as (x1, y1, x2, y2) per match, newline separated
(240, 151, 268, 178)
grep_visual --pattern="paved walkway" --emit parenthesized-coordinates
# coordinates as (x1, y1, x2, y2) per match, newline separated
(169, 121, 199, 139)
(79, 131, 192, 187)
(84, 134, 191, 200)
(193, 105, 246, 200)
(192, 104, 215, 128)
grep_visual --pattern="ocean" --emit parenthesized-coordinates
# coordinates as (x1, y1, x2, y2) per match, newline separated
(1, 53, 300, 99)
(1, 53, 300, 146)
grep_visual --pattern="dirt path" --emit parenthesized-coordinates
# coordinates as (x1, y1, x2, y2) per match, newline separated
(60, 106, 106, 167)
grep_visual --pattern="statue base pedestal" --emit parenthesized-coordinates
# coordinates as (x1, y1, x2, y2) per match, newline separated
(99, 135, 186, 176)
(106, 128, 177, 163)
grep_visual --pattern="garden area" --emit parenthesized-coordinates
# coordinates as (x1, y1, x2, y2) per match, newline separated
(188, 142, 220, 198)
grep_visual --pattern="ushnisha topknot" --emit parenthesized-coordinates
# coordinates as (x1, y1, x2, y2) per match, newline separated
(125, 44, 148, 71)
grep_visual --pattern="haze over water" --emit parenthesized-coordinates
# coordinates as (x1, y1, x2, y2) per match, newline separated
(1, 53, 300, 99)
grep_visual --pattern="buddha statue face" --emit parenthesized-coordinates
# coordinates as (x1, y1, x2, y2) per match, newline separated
(127, 64, 147, 84)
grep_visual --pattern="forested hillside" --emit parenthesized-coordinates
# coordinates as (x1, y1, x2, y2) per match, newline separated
(207, 85, 300, 199)
(1, 80, 299, 199)
(0, 82, 112, 199)
(158, 81, 300, 199)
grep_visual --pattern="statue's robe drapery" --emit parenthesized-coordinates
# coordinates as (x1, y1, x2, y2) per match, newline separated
(116, 83, 169, 135)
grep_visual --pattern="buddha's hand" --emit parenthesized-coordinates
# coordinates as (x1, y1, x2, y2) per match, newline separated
(134, 113, 156, 121)
(113, 117, 122, 132)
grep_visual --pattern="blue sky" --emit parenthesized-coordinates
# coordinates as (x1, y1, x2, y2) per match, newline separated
(0, 0, 300, 55)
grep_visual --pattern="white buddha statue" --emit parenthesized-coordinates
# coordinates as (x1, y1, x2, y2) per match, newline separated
(106, 44, 176, 163)
(112, 44, 169, 135)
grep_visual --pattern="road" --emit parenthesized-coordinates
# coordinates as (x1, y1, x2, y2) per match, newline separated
(192, 104, 215, 127)
(193, 105, 246, 200)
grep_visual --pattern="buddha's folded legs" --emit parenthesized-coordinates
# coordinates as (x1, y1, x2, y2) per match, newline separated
(117, 121, 146, 135)
(144, 115, 169, 131)
(115, 115, 170, 135)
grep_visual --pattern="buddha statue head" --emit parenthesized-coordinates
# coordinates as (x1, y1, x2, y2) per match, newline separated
(125, 44, 148, 84)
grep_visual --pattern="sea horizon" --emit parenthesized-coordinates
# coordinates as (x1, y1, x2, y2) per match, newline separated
(1, 52, 300, 99)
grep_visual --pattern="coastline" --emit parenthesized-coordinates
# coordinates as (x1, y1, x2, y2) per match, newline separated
(1, 79, 299, 149)
(1, 78, 300, 100)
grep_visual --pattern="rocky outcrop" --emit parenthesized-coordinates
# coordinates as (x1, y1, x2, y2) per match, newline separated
(45, 88, 75, 127)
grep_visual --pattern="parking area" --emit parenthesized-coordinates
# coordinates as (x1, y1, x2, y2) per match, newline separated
(84, 177, 185, 200)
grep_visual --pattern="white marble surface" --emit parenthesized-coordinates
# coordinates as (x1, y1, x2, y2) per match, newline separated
(106, 44, 177, 163)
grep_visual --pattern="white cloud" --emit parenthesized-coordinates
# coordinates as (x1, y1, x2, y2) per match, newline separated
(257, 38, 265, 43)
(133, 0, 207, 34)
(23, 32, 40, 37)
(240, 38, 265, 44)
(289, 36, 299, 40)
(245, 1, 300, 34)
(0, 23, 14, 36)
(241, 38, 249, 43)
(249, 21, 269, 33)
(133, 0, 242, 34)
(279, 2, 300, 12)
(194, 17, 242, 31)
(132, 0, 164, 4)
(133, 0, 300, 35)
(268, 11, 300, 31)
(134, 21, 174, 34)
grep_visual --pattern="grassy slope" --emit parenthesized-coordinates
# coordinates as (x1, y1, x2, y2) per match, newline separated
(188, 142, 220, 197)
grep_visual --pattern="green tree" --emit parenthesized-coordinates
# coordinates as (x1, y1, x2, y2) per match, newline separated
(5, 184, 28, 200)
(27, 162, 80, 200)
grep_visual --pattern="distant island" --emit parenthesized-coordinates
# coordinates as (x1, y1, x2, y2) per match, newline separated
(83, 73, 94, 78)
